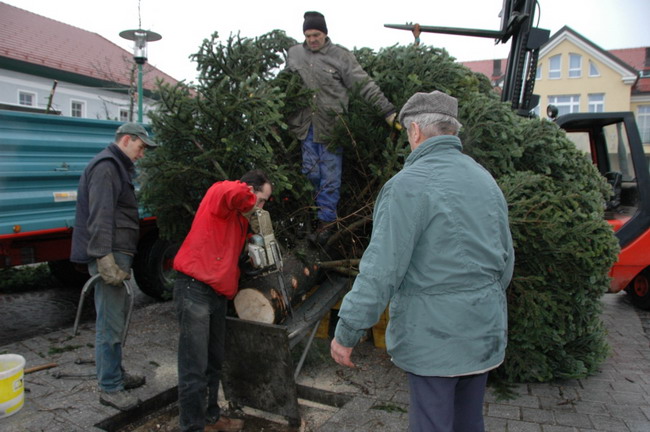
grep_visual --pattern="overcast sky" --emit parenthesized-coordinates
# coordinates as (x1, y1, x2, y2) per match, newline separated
(5, 0, 650, 83)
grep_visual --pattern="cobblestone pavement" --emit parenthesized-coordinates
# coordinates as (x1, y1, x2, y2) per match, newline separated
(1, 292, 648, 431)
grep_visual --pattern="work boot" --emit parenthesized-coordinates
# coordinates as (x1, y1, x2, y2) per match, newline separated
(205, 416, 245, 432)
(123, 371, 146, 390)
(99, 390, 140, 411)
(308, 221, 334, 246)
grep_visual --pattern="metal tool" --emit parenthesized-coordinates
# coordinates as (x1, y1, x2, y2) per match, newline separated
(270, 238, 292, 317)
(72, 273, 135, 347)
(247, 209, 293, 316)
(52, 371, 95, 379)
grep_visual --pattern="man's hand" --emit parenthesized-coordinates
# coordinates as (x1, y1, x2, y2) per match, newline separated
(242, 205, 258, 220)
(385, 112, 403, 131)
(97, 253, 131, 286)
(330, 338, 356, 368)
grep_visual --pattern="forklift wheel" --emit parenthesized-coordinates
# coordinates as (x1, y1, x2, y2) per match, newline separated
(625, 269, 650, 310)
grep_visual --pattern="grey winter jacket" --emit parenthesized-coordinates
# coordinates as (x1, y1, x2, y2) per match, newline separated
(71, 143, 140, 263)
(286, 38, 395, 143)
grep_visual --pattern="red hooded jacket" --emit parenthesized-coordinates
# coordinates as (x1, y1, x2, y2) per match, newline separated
(173, 180, 256, 299)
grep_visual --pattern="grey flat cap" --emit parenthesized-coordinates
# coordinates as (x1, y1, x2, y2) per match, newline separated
(398, 90, 458, 125)
(116, 122, 158, 147)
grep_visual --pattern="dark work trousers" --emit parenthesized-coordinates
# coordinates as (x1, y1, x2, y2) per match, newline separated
(407, 371, 489, 432)
(174, 273, 227, 432)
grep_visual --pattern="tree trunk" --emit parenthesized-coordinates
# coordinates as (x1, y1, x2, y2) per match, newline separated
(234, 245, 323, 324)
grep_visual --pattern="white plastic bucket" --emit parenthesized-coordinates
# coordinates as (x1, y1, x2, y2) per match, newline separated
(0, 354, 26, 418)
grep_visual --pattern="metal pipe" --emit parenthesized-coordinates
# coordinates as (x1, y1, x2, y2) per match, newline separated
(72, 273, 134, 347)
(137, 63, 143, 123)
(293, 321, 321, 380)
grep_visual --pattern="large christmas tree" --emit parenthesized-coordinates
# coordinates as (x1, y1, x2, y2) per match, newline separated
(139, 30, 619, 383)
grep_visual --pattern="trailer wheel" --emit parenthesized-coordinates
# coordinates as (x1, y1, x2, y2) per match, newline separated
(625, 269, 650, 310)
(48, 259, 90, 288)
(133, 237, 179, 301)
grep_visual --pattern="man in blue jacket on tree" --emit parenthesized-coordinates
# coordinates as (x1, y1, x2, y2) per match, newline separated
(330, 90, 515, 432)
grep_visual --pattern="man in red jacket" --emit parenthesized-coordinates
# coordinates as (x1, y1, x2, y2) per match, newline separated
(173, 169, 272, 432)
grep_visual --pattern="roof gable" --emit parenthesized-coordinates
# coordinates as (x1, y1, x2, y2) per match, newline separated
(540, 25, 637, 84)
(0, 2, 178, 90)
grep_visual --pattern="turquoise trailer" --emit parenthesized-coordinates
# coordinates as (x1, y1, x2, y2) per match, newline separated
(0, 110, 175, 299)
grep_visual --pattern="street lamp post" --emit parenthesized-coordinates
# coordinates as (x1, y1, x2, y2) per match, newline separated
(119, 29, 162, 123)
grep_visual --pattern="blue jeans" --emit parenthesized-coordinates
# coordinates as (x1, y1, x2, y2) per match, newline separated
(407, 372, 488, 432)
(89, 252, 133, 392)
(301, 126, 342, 222)
(174, 273, 227, 432)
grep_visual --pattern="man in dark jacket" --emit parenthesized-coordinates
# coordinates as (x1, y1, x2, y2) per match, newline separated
(173, 170, 272, 432)
(71, 122, 157, 411)
(286, 11, 398, 243)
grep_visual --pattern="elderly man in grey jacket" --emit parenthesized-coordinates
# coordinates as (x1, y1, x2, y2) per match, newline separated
(331, 91, 515, 432)
(286, 11, 398, 244)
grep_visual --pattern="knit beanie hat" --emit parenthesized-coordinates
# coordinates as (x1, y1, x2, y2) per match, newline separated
(398, 90, 459, 125)
(303, 11, 328, 34)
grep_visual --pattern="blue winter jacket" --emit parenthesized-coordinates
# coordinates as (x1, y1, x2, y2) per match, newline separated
(335, 134, 515, 376)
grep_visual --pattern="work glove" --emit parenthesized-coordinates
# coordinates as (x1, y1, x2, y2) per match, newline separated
(97, 253, 131, 286)
(385, 112, 402, 131)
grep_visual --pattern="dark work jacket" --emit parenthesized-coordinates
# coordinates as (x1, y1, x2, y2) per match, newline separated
(286, 38, 395, 143)
(71, 143, 140, 263)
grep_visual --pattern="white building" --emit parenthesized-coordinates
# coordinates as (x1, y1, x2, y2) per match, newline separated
(0, 2, 178, 122)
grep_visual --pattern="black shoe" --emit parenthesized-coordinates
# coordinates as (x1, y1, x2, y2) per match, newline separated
(308, 221, 334, 246)
(123, 372, 146, 390)
(99, 390, 140, 411)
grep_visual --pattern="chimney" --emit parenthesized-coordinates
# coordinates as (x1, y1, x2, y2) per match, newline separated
(645, 47, 650, 68)
(493, 59, 502, 77)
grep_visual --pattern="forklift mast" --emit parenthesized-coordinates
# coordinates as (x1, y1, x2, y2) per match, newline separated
(386, 0, 550, 116)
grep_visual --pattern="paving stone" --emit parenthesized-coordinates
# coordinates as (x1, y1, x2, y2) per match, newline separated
(589, 414, 630, 431)
(3, 293, 649, 432)
(484, 415, 508, 431)
(487, 403, 521, 419)
(521, 407, 556, 424)
(507, 420, 543, 431)
(541, 425, 578, 432)
(554, 411, 593, 428)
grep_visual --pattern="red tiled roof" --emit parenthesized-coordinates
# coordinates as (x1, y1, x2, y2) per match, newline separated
(0, 2, 178, 90)
(609, 47, 648, 71)
(462, 59, 508, 80)
(634, 77, 650, 94)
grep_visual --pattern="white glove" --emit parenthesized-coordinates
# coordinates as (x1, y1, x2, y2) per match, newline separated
(97, 253, 131, 286)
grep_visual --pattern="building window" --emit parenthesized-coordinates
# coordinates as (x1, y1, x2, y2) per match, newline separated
(548, 94, 580, 116)
(549, 54, 562, 79)
(19, 91, 36, 106)
(71, 100, 85, 118)
(588, 94, 605, 113)
(638, 105, 650, 144)
(569, 53, 582, 78)
(589, 60, 600, 77)
(536, 65, 541, 80)
(119, 109, 130, 122)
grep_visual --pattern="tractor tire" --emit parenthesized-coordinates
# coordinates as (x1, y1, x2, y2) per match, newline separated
(625, 269, 650, 310)
(48, 259, 90, 288)
(133, 237, 179, 301)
